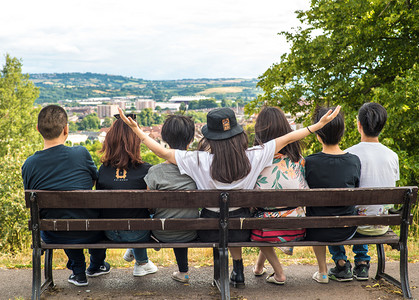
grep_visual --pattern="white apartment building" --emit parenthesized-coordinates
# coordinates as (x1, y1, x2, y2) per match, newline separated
(97, 105, 119, 118)
(136, 99, 156, 110)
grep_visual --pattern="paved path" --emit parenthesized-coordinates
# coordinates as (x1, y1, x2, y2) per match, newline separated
(1, 262, 418, 299)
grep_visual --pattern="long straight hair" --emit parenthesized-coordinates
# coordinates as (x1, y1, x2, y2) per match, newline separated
(254, 106, 302, 162)
(197, 132, 251, 183)
(100, 119, 143, 169)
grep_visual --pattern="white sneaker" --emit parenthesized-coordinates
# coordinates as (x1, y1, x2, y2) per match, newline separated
(133, 260, 158, 277)
(123, 249, 134, 262)
(312, 271, 329, 284)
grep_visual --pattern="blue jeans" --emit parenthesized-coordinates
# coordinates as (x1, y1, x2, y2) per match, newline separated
(328, 244, 370, 264)
(105, 230, 150, 264)
(41, 231, 106, 275)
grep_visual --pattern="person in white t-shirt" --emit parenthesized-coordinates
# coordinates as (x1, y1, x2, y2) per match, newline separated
(328, 102, 399, 282)
(118, 105, 341, 288)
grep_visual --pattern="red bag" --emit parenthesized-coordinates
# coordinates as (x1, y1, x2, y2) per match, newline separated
(250, 228, 305, 243)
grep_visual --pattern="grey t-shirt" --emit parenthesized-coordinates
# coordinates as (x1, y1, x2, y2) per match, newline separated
(144, 163, 198, 242)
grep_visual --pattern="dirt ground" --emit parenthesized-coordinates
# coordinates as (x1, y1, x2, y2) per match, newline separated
(1, 262, 418, 299)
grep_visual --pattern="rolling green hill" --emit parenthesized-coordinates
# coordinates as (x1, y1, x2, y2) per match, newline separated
(29, 73, 261, 103)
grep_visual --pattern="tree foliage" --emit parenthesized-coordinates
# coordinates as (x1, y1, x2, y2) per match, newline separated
(0, 55, 43, 252)
(0, 54, 42, 156)
(247, 0, 418, 186)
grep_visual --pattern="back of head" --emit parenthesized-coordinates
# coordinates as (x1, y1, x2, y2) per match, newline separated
(199, 107, 250, 183)
(314, 106, 345, 145)
(255, 106, 302, 162)
(161, 115, 195, 150)
(37, 105, 68, 140)
(100, 117, 142, 169)
(358, 102, 387, 137)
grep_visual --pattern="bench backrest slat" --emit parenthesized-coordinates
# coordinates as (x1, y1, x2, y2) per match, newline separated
(24, 187, 417, 209)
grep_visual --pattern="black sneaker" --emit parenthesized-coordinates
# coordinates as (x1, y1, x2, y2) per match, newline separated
(68, 273, 88, 286)
(86, 262, 111, 277)
(328, 260, 353, 282)
(353, 262, 370, 281)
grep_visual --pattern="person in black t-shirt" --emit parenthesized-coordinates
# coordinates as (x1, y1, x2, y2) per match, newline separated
(22, 105, 109, 287)
(305, 107, 360, 284)
(97, 114, 157, 277)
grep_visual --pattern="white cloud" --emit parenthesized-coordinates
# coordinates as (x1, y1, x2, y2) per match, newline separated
(0, 0, 310, 79)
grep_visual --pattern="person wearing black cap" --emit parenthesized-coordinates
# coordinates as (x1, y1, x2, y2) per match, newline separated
(118, 105, 341, 288)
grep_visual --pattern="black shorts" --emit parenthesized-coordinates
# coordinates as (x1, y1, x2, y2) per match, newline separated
(198, 208, 251, 242)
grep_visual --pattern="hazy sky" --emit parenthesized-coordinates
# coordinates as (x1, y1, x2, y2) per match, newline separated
(0, 0, 310, 80)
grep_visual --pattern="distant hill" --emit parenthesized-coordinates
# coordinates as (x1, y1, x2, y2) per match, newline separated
(29, 73, 261, 103)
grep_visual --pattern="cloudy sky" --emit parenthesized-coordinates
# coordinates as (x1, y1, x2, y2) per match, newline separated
(0, 0, 310, 80)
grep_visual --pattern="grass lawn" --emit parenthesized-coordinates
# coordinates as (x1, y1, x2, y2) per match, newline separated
(1, 238, 418, 270)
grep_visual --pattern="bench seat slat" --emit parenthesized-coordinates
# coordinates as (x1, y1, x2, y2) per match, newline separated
(39, 230, 399, 249)
(38, 215, 402, 231)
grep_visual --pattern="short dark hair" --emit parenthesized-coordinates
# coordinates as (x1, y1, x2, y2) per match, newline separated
(37, 105, 68, 140)
(161, 115, 195, 150)
(314, 106, 345, 145)
(255, 106, 302, 162)
(358, 102, 387, 137)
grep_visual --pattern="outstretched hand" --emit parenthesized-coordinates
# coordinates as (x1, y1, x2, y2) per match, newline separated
(318, 105, 341, 126)
(118, 107, 138, 129)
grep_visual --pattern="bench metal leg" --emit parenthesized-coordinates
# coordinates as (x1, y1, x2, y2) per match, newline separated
(219, 247, 230, 300)
(400, 242, 412, 299)
(375, 243, 385, 280)
(42, 249, 55, 293)
(213, 247, 220, 285)
(32, 248, 42, 300)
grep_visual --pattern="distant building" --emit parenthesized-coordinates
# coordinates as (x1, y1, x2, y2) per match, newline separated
(155, 102, 180, 111)
(169, 96, 209, 104)
(136, 100, 156, 110)
(97, 105, 119, 118)
(112, 100, 127, 110)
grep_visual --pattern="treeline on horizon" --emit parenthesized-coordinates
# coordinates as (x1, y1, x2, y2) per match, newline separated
(30, 72, 260, 103)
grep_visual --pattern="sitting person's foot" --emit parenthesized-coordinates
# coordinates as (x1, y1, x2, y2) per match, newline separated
(353, 262, 370, 281)
(252, 265, 267, 276)
(312, 271, 329, 284)
(123, 249, 135, 262)
(278, 246, 294, 256)
(266, 273, 286, 285)
(171, 271, 190, 283)
(86, 262, 111, 277)
(328, 260, 353, 282)
(68, 273, 88, 286)
(133, 260, 158, 277)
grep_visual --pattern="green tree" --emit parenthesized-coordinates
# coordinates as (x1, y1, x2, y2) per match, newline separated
(247, 0, 418, 186)
(0, 55, 43, 252)
(0, 54, 42, 156)
(221, 99, 233, 107)
(101, 117, 112, 128)
(78, 113, 100, 131)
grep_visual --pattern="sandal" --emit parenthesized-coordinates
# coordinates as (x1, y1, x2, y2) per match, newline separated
(266, 273, 285, 285)
(252, 266, 267, 276)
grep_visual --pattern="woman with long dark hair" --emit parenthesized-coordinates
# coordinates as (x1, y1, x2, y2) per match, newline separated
(251, 107, 308, 285)
(118, 105, 340, 287)
(97, 114, 157, 277)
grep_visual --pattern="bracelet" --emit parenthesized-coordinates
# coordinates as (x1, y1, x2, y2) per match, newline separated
(307, 126, 313, 134)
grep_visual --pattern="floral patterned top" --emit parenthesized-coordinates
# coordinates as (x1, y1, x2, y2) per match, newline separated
(255, 153, 308, 214)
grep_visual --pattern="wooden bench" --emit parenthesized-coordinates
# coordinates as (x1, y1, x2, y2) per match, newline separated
(26, 186, 418, 300)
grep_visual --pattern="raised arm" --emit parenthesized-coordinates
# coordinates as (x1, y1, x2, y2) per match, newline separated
(117, 108, 177, 164)
(274, 105, 341, 153)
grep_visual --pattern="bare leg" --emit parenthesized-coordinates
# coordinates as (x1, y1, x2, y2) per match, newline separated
(259, 247, 286, 282)
(254, 250, 267, 274)
(312, 246, 327, 274)
(228, 247, 242, 260)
